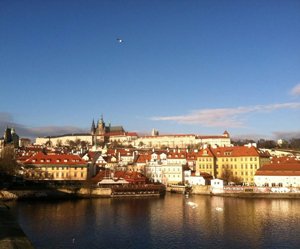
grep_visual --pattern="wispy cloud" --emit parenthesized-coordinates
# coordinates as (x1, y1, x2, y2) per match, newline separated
(151, 103, 300, 128)
(0, 112, 14, 122)
(290, 84, 300, 96)
(271, 130, 300, 141)
(0, 113, 89, 142)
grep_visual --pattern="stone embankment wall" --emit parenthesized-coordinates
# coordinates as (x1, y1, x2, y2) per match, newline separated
(192, 185, 211, 194)
(166, 186, 186, 194)
(0, 199, 34, 248)
(0, 188, 112, 201)
(60, 188, 112, 197)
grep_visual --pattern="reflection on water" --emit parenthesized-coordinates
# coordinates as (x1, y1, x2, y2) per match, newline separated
(8, 194, 300, 249)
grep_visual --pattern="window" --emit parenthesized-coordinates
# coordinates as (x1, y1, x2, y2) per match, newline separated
(81, 173, 84, 177)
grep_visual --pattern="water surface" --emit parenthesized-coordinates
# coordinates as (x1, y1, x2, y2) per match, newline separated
(9, 193, 300, 248)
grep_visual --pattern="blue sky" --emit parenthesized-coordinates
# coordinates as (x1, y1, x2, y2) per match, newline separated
(1, 0, 300, 142)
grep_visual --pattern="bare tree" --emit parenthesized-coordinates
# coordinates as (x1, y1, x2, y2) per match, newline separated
(56, 139, 62, 147)
(23, 168, 54, 181)
(221, 167, 242, 184)
(0, 145, 20, 175)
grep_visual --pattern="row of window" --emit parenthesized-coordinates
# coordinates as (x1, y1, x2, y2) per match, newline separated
(34, 159, 81, 163)
(41, 167, 85, 171)
(198, 157, 258, 162)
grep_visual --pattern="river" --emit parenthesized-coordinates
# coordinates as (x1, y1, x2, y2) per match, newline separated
(7, 193, 300, 249)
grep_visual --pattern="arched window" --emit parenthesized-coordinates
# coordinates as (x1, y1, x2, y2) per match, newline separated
(264, 183, 269, 187)
(278, 183, 283, 187)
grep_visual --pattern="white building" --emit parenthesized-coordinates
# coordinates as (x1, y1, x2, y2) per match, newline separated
(255, 158, 300, 187)
(184, 170, 213, 186)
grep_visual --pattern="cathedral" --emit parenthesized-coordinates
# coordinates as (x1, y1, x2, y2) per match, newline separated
(91, 115, 124, 136)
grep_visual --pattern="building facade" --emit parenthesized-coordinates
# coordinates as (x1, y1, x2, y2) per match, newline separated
(23, 152, 88, 181)
(196, 145, 270, 185)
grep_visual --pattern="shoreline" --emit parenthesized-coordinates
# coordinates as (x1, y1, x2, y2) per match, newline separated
(3, 189, 300, 201)
(0, 199, 34, 248)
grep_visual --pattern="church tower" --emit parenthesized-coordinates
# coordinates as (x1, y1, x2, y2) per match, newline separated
(97, 114, 106, 135)
(152, 128, 155, 136)
(91, 119, 96, 135)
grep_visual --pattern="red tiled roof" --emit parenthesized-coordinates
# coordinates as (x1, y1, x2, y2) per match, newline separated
(255, 160, 300, 176)
(23, 152, 87, 166)
(136, 154, 151, 163)
(167, 151, 187, 159)
(140, 134, 195, 138)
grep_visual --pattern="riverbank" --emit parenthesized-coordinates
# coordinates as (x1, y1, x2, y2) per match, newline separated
(0, 184, 166, 201)
(0, 199, 34, 248)
(211, 192, 300, 198)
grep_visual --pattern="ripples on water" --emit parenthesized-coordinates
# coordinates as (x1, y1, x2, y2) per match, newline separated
(8, 194, 300, 249)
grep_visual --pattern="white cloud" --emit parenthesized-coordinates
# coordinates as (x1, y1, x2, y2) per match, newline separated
(290, 84, 300, 96)
(151, 103, 300, 128)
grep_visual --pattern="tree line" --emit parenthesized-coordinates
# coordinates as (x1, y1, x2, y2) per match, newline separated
(232, 138, 300, 150)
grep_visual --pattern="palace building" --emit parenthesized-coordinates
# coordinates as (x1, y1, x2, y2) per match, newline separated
(132, 130, 231, 149)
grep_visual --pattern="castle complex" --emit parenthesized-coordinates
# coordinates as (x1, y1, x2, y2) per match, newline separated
(34, 115, 231, 149)
(35, 115, 137, 147)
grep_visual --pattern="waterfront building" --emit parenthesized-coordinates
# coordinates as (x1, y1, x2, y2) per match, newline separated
(23, 152, 88, 181)
(196, 145, 270, 185)
(211, 179, 226, 193)
(184, 170, 213, 186)
(254, 156, 300, 187)
(92, 170, 147, 185)
(161, 164, 185, 185)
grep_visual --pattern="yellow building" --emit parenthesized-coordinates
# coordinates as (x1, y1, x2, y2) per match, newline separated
(196, 145, 270, 184)
(23, 152, 88, 181)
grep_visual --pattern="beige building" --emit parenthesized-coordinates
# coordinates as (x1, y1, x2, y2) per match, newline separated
(23, 152, 88, 181)
(196, 145, 270, 185)
(133, 130, 231, 149)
